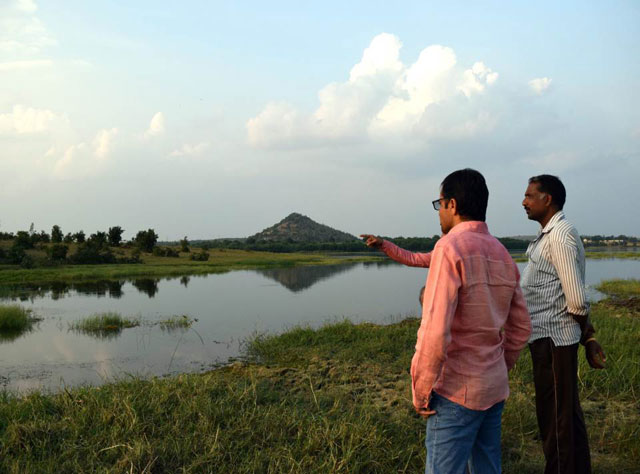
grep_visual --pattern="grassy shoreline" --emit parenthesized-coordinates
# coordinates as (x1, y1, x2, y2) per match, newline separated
(0, 279, 638, 472)
(0, 247, 636, 285)
(0, 250, 382, 286)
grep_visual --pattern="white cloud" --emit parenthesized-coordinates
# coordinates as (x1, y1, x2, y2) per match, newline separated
(248, 33, 500, 149)
(48, 128, 118, 179)
(0, 104, 65, 134)
(458, 62, 499, 98)
(169, 142, 209, 158)
(145, 112, 165, 138)
(93, 128, 118, 158)
(0, 1, 55, 55)
(0, 59, 52, 71)
(16, 0, 37, 13)
(529, 77, 552, 95)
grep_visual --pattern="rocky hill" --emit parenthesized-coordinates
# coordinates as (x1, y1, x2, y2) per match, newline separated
(249, 213, 357, 243)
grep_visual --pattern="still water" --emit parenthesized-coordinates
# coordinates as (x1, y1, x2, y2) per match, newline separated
(1, 259, 638, 392)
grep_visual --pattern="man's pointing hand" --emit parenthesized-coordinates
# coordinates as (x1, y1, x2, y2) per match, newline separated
(360, 234, 384, 249)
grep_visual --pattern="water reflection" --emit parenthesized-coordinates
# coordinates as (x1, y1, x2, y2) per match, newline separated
(256, 263, 360, 292)
(131, 279, 159, 297)
(0, 280, 127, 302)
(69, 327, 125, 341)
(0, 320, 40, 344)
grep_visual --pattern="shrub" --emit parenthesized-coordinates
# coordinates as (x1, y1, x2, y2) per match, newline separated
(135, 229, 158, 252)
(190, 250, 209, 261)
(46, 244, 69, 261)
(152, 247, 180, 258)
(5, 245, 26, 264)
(20, 255, 34, 269)
(68, 242, 116, 264)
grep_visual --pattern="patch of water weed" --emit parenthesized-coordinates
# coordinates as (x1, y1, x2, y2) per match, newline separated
(0, 304, 41, 342)
(157, 314, 196, 330)
(69, 312, 139, 339)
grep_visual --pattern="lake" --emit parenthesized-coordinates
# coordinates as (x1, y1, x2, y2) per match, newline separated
(1, 258, 639, 393)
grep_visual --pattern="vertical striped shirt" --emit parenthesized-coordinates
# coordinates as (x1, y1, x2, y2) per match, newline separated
(521, 211, 588, 346)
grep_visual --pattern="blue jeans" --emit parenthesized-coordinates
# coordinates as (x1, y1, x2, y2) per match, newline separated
(425, 392, 504, 474)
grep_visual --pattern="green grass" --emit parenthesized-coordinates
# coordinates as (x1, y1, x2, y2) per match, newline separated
(158, 314, 196, 330)
(0, 305, 32, 331)
(0, 249, 381, 286)
(69, 312, 140, 333)
(597, 279, 640, 297)
(0, 279, 638, 473)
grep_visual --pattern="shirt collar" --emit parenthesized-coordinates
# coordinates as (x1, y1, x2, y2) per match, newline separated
(540, 210, 565, 235)
(447, 221, 489, 236)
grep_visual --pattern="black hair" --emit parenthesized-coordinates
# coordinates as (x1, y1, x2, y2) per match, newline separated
(440, 168, 488, 221)
(528, 174, 566, 210)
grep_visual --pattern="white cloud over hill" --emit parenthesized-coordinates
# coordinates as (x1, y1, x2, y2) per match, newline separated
(247, 33, 501, 149)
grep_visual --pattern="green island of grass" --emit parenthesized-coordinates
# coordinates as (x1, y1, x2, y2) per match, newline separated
(0, 304, 41, 343)
(69, 312, 140, 333)
(157, 314, 196, 330)
(0, 279, 639, 472)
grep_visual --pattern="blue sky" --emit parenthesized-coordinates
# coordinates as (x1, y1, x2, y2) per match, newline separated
(1, 0, 638, 240)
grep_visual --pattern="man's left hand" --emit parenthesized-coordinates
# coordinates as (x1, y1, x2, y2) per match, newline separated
(585, 340, 606, 369)
(416, 406, 436, 419)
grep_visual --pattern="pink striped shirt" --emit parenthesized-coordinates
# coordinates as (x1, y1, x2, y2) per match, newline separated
(382, 221, 531, 411)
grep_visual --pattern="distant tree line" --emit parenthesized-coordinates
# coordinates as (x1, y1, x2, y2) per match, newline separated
(192, 235, 531, 253)
(581, 235, 638, 246)
(0, 224, 165, 268)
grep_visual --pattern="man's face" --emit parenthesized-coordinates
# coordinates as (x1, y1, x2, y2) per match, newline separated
(438, 194, 454, 234)
(522, 182, 548, 221)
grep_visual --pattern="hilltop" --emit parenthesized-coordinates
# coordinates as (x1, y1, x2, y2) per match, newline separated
(248, 213, 357, 243)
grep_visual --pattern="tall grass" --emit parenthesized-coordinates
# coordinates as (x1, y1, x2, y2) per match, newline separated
(69, 312, 139, 333)
(0, 305, 31, 331)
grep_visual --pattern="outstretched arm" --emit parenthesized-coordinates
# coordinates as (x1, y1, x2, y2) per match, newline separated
(360, 234, 432, 268)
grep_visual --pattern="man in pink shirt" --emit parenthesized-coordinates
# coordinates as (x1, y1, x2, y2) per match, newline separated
(362, 168, 531, 473)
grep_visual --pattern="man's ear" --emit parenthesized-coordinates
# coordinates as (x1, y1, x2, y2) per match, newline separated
(448, 197, 458, 215)
(543, 193, 553, 208)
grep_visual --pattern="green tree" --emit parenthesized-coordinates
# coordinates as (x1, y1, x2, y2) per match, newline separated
(73, 231, 86, 243)
(134, 229, 158, 252)
(47, 244, 68, 261)
(108, 226, 124, 247)
(88, 231, 108, 249)
(51, 225, 63, 243)
(180, 236, 190, 253)
(14, 231, 33, 249)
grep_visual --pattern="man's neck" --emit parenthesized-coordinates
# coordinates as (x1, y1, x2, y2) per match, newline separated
(538, 209, 560, 229)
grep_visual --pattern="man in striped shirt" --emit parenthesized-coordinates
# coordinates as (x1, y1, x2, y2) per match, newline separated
(521, 174, 606, 474)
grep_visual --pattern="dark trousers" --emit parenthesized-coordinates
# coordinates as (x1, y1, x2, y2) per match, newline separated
(529, 338, 591, 474)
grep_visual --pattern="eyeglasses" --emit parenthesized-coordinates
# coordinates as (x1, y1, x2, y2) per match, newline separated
(432, 198, 448, 211)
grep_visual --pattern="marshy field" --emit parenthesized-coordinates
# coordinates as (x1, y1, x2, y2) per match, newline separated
(0, 278, 638, 473)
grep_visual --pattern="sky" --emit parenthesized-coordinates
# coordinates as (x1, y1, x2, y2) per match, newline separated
(1, 0, 639, 241)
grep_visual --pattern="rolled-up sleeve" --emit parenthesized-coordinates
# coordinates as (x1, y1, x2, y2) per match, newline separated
(381, 240, 432, 268)
(410, 245, 460, 410)
(549, 239, 589, 316)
